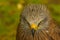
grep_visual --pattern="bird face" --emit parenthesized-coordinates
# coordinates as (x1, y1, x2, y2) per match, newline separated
(20, 4, 51, 36)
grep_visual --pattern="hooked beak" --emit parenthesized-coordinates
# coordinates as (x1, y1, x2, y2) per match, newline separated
(31, 29, 35, 37)
(31, 24, 38, 36)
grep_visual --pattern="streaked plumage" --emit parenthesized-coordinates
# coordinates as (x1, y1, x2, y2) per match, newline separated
(16, 4, 60, 40)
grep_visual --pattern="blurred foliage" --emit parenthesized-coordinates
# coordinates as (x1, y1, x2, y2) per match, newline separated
(0, 0, 60, 40)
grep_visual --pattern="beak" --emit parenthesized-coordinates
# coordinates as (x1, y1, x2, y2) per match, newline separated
(31, 24, 38, 36)
(31, 29, 35, 37)
(31, 24, 38, 30)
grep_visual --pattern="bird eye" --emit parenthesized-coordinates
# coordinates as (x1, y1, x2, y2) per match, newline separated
(21, 16, 30, 28)
(38, 18, 47, 27)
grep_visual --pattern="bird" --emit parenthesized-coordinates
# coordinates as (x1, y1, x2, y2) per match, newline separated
(16, 4, 60, 40)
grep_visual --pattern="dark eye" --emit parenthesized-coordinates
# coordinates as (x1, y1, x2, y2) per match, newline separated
(20, 16, 30, 28)
(38, 18, 47, 26)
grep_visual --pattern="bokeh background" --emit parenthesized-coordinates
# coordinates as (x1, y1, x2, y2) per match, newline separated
(0, 0, 60, 40)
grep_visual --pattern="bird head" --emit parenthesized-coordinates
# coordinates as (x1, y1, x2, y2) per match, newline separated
(21, 4, 51, 37)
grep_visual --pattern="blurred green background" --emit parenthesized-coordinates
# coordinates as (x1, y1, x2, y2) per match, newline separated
(0, 0, 60, 40)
